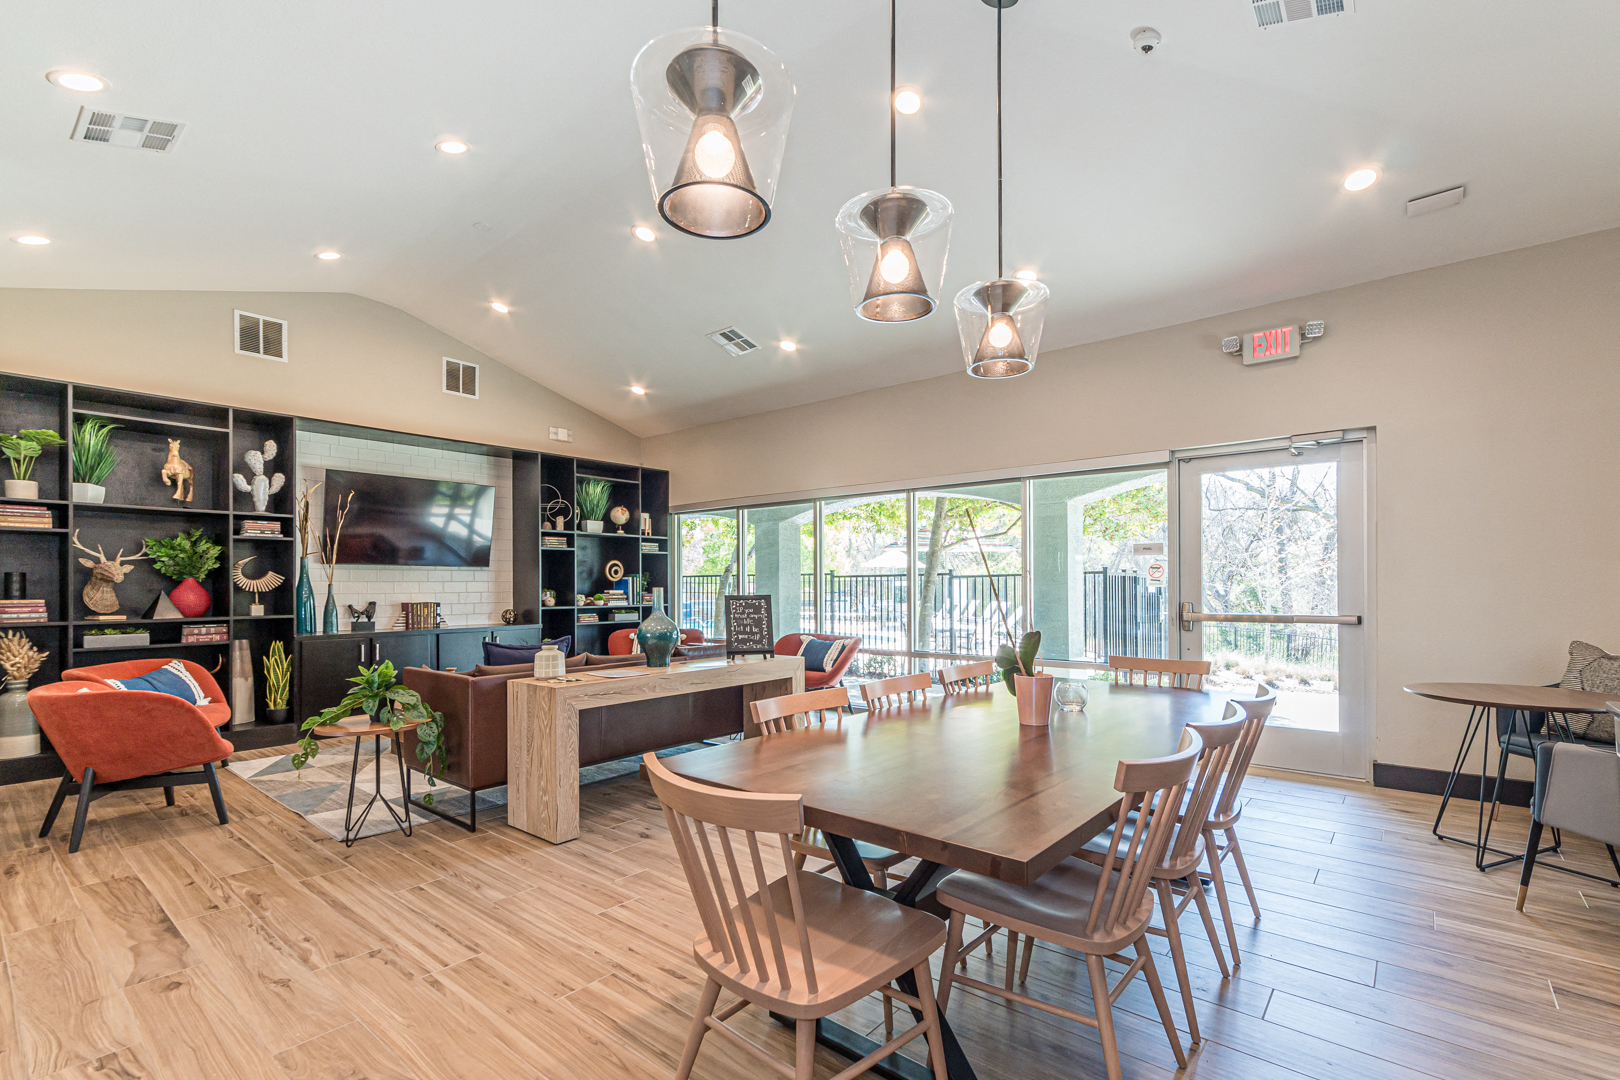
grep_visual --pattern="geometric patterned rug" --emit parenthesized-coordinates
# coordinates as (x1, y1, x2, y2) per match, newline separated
(229, 738, 715, 842)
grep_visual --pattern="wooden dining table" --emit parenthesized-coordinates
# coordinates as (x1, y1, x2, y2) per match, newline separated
(662, 680, 1232, 1080)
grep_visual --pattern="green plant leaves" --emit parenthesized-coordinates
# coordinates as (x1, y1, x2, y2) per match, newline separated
(1, 429, 65, 481)
(71, 418, 120, 486)
(577, 478, 612, 521)
(291, 661, 449, 804)
(144, 528, 223, 582)
(995, 630, 1043, 695)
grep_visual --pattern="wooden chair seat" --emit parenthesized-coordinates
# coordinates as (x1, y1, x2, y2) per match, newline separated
(1079, 816, 1208, 880)
(937, 857, 1153, 956)
(695, 869, 947, 1017)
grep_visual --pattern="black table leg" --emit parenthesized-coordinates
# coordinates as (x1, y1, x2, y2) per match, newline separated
(1434, 708, 1562, 873)
(339, 734, 416, 847)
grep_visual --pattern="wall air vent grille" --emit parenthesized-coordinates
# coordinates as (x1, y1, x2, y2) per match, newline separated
(706, 327, 760, 356)
(235, 311, 287, 361)
(71, 107, 186, 151)
(444, 358, 479, 398)
(1250, 0, 1351, 27)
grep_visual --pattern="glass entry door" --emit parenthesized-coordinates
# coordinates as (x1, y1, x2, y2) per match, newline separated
(1175, 442, 1368, 778)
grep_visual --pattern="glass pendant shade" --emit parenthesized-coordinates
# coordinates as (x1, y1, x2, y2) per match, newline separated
(632, 26, 794, 239)
(836, 186, 952, 322)
(954, 277, 1050, 378)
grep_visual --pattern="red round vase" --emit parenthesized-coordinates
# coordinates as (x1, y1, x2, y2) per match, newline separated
(169, 577, 211, 617)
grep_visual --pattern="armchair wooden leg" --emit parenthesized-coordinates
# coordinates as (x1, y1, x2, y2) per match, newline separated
(68, 767, 96, 854)
(39, 771, 73, 838)
(203, 762, 229, 825)
(675, 977, 721, 1080)
(1516, 819, 1544, 912)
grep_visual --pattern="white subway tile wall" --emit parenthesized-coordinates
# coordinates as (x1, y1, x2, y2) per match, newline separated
(295, 431, 513, 629)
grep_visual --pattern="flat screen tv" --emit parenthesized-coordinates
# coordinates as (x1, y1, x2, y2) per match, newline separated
(323, 470, 495, 568)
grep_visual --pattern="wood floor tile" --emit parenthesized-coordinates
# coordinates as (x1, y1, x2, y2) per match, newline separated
(0, 963, 23, 1080)
(271, 1022, 416, 1080)
(222, 865, 378, 970)
(299, 868, 477, 976)
(123, 967, 283, 1080)
(225, 815, 346, 880)
(0, 847, 77, 936)
(174, 823, 271, 878)
(43, 1043, 160, 1079)
(5, 919, 139, 1078)
(118, 840, 235, 923)
(42, 824, 130, 890)
(72, 877, 196, 988)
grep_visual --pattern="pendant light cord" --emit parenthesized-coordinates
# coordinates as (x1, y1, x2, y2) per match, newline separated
(996, 0, 1004, 281)
(712, 0, 719, 41)
(890, 0, 897, 189)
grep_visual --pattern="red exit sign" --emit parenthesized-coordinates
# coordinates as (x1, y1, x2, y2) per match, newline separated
(1242, 325, 1300, 364)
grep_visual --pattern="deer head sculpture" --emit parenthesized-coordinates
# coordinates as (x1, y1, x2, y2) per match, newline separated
(71, 530, 150, 614)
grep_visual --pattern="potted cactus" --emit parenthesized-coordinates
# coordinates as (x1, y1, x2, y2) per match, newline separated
(71, 418, 120, 503)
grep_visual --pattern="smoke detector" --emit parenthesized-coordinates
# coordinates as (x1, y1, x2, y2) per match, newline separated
(1131, 28, 1161, 54)
(1250, 0, 1353, 28)
(706, 327, 760, 357)
(70, 108, 185, 152)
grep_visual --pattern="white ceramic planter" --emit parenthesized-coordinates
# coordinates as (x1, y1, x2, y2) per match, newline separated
(582, 520, 604, 533)
(71, 483, 106, 503)
(3, 480, 38, 500)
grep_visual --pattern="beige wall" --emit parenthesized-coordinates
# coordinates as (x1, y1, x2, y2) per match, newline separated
(0, 289, 641, 463)
(645, 227, 1620, 776)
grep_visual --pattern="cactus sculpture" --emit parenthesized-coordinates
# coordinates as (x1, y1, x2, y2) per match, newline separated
(232, 441, 286, 512)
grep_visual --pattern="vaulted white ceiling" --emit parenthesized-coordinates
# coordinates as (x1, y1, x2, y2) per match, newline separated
(7, 1, 1620, 435)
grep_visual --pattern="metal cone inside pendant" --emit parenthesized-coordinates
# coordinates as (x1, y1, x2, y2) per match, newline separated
(659, 43, 768, 237)
(955, 277, 1050, 378)
(835, 185, 953, 323)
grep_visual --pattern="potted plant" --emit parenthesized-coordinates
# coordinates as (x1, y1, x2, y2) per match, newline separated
(0, 429, 65, 500)
(965, 506, 1052, 726)
(145, 527, 224, 618)
(70, 418, 119, 503)
(292, 660, 449, 806)
(577, 478, 611, 533)
(83, 627, 150, 649)
(263, 640, 291, 723)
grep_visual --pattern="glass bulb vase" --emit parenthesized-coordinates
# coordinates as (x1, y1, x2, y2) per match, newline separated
(637, 604, 680, 668)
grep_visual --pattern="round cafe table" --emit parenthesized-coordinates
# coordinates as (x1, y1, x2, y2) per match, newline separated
(1404, 682, 1616, 872)
(312, 715, 432, 847)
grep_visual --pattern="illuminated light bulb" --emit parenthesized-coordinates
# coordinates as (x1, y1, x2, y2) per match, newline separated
(630, 386, 647, 395)
(436, 140, 469, 154)
(987, 320, 1013, 349)
(315, 251, 341, 260)
(693, 129, 736, 179)
(11, 236, 51, 246)
(894, 88, 921, 115)
(1343, 167, 1379, 192)
(779, 340, 798, 352)
(879, 247, 913, 284)
(47, 71, 105, 92)
(1014, 269, 1038, 281)
(633, 226, 656, 242)
(490, 302, 509, 313)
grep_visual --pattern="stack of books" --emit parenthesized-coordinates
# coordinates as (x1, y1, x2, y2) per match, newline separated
(601, 589, 628, 605)
(541, 535, 569, 549)
(239, 520, 283, 537)
(181, 624, 229, 644)
(578, 612, 600, 624)
(641, 542, 662, 553)
(0, 599, 48, 624)
(0, 504, 53, 530)
(402, 602, 443, 630)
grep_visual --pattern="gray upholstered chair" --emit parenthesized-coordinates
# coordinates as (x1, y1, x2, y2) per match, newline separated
(1514, 703, 1620, 911)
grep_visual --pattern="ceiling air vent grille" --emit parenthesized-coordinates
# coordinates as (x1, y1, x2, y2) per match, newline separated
(71, 107, 186, 151)
(706, 327, 760, 356)
(1250, 0, 1351, 27)
(443, 358, 479, 399)
(234, 311, 287, 361)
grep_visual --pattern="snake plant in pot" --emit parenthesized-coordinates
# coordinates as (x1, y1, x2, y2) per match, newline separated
(71, 418, 120, 503)
(293, 660, 448, 805)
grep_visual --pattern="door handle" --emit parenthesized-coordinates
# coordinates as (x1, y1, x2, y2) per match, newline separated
(1180, 602, 1361, 632)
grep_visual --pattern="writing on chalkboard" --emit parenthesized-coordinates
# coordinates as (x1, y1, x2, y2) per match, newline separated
(722, 594, 775, 657)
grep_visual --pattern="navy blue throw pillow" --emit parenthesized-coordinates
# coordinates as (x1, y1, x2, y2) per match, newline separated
(799, 637, 838, 673)
(104, 660, 210, 705)
(482, 637, 570, 666)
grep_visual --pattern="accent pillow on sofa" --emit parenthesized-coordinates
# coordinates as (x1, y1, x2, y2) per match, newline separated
(1559, 640, 1618, 743)
(482, 637, 570, 667)
(103, 659, 210, 705)
(799, 636, 854, 673)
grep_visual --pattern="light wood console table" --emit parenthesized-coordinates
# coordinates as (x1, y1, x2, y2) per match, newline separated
(506, 656, 805, 842)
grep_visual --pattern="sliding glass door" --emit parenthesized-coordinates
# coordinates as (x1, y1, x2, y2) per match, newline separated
(677, 509, 737, 639)
(743, 503, 814, 638)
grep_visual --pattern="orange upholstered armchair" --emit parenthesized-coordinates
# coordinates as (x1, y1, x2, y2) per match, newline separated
(607, 627, 710, 656)
(27, 681, 234, 853)
(63, 658, 232, 728)
(774, 633, 862, 690)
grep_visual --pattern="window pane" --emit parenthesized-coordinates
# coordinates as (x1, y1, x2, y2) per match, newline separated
(912, 482, 1023, 658)
(821, 494, 908, 658)
(677, 509, 737, 639)
(743, 503, 814, 638)
(1030, 469, 1169, 662)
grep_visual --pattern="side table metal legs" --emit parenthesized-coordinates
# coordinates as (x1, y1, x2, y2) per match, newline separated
(1433, 706, 1560, 872)
(340, 734, 414, 847)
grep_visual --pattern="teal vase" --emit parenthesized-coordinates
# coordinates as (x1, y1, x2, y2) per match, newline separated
(637, 600, 679, 668)
(323, 584, 339, 635)
(296, 557, 317, 634)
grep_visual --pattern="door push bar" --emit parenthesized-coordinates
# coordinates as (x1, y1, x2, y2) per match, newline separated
(1180, 602, 1362, 632)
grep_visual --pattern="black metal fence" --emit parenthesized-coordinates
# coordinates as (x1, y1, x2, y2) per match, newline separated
(1202, 622, 1338, 668)
(1081, 570, 1167, 662)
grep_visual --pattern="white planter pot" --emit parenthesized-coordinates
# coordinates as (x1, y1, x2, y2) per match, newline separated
(3, 480, 38, 500)
(583, 520, 604, 533)
(71, 483, 106, 504)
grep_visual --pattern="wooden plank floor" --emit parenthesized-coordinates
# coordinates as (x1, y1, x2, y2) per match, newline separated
(2, 751, 1617, 1080)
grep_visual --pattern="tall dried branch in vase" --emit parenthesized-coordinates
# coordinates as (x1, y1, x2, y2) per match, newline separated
(296, 480, 323, 559)
(321, 491, 355, 586)
(0, 632, 47, 686)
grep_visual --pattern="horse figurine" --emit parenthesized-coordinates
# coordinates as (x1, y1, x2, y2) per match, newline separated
(161, 438, 194, 502)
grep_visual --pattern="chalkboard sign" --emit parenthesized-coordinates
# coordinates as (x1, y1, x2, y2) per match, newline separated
(722, 594, 775, 658)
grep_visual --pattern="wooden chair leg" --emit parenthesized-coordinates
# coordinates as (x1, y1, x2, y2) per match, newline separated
(675, 977, 721, 1080)
(1225, 827, 1260, 918)
(913, 959, 949, 1080)
(1136, 938, 1188, 1068)
(1085, 953, 1123, 1080)
(883, 985, 894, 1038)
(793, 852, 808, 871)
(1155, 880, 1200, 1045)
(794, 1017, 817, 1080)
(1018, 933, 1034, 983)
(68, 767, 96, 854)
(1205, 830, 1241, 968)
(38, 771, 73, 838)
(1187, 870, 1231, 978)
(937, 910, 965, 1013)
(1004, 930, 1019, 991)
(1516, 819, 1544, 912)
(203, 762, 229, 825)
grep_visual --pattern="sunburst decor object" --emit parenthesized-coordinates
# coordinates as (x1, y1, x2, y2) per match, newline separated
(232, 557, 285, 593)
(834, 0, 952, 322)
(632, 0, 795, 238)
(954, 0, 1050, 378)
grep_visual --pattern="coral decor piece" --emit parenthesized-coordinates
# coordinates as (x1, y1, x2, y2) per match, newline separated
(0, 632, 46, 683)
(70, 530, 151, 614)
(232, 441, 286, 512)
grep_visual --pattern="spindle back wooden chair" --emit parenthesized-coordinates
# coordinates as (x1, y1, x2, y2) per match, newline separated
(1201, 684, 1276, 964)
(860, 672, 932, 709)
(750, 687, 855, 735)
(938, 660, 995, 692)
(1108, 655, 1212, 691)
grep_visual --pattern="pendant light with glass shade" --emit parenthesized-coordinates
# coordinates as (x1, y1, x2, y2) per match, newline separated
(955, 0, 1049, 378)
(631, 1, 795, 239)
(834, 1, 952, 322)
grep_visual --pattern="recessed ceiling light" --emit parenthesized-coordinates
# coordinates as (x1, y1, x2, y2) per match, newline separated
(1014, 269, 1038, 281)
(893, 87, 922, 115)
(1343, 167, 1380, 192)
(633, 226, 657, 243)
(490, 301, 510, 314)
(47, 71, 106, 92)
(436, 140, 469, 155)
(778, 340, 798, 352)
(315, 251, 342, 260)
(11, 235, 51, 246)
(630, 385, 646, 395)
